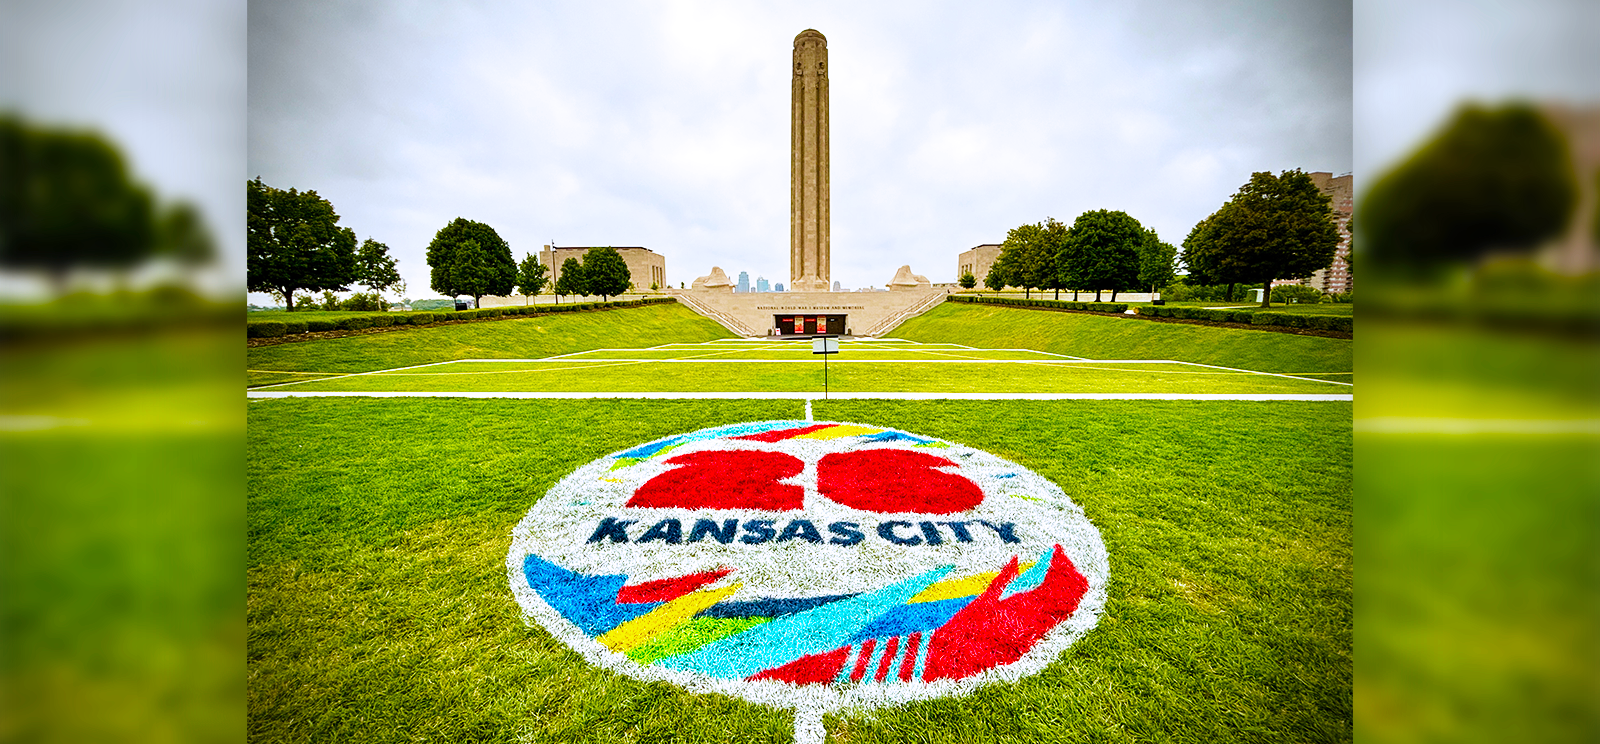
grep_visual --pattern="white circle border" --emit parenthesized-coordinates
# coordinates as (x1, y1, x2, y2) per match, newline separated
(505, 420, 1111, 717)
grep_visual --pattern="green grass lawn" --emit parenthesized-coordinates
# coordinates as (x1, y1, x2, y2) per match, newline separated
(2, 327, 241, 742)
(248, 398, 1351, 743)
(267, 358, 1344, 395)
(891, 302, 1351, 376)
(248, 303, 734, 387)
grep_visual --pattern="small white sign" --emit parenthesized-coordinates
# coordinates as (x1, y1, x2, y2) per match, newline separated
(812, 337, 839, 354)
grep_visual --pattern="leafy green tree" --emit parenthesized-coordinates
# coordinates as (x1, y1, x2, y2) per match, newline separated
(994, 221, 1057, 299)
(247, 177, 358, 311)
(355, 238, 402, 299)
(517, 253, 549, 305)
(1360, 103, 1576, 276)
(154, 202, 216, 267)
(982, 265, 1005, 292)
(1185, 170, 1340, 307)
(0, 115, 154, 289)
(1061, 209, 1145, 301)
(581, 247, 631, 301)
(958, 271, 976, 289)
(426, 217, 515, 308)
(1137, 229, 1178, 296)
(554, 257, 586, 301)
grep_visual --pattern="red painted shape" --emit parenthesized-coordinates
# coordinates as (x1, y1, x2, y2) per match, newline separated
(734, 424, 836, 442)
(922, 545, 1090, 681)
(873, 636, 900, 683)
(616, 567, 732, 604)
(898, 632, 922, 682)
(817, 449, 984, 514)
(627, 450, 804, 510)
(747, 645, 851, 685)
(849, 638, 877, 682)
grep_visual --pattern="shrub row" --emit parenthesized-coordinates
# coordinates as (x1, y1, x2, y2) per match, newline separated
(1139, 305, 1352, 333)
(949, 295, 1129, 314)
(248, 297, 675, 337)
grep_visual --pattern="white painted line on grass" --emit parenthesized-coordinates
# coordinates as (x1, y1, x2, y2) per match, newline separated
(1354, 417, 1600, 434)
(250, 358, 462, 390)
(248, 391, 1352, 401)
(1171, 360, 1353, 387)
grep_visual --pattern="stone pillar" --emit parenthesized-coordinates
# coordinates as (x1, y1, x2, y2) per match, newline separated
(791, 29, 830, 292)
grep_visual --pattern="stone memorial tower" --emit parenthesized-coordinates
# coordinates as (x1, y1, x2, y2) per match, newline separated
(790, 29, 830, 291)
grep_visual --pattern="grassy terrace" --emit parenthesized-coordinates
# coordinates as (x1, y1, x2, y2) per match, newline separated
(246, 299, 1351, 742)
(264, 352, 1344, 396)
(891, 302, 1351, 378)
(247, 302, 733, 387)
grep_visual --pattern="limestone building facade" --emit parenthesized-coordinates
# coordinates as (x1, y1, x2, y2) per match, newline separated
(791, 29, 831, 291)
(957, 244, 1003, 286)
(540, 245, 666, 292)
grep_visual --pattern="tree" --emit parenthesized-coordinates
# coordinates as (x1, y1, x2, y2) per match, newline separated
(517, 253, 549, 305)
(982, 265, 1005, 292)
(1185, 170, 1340, 307)
(355, 238, 402, 297)
(154, 202, 216, 267)
(1137, 228, 1177, 296)
(1359, 103, 1576, 276)
(426, 217, 515, 308)
(1, 115, 157, 289)
(554, 257, 585, 301)
(247, 177, 358, 311)
(994, 221, 1057, 299)
(581, 247, 631, 301)
(958, 271, 977, 289)
(1060, 210, 1145, 301)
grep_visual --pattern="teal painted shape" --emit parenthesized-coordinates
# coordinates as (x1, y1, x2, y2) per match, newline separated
(656, 565, 954, 679)
(614, 421, 811, 460)
(1000, 548, 1055, 599)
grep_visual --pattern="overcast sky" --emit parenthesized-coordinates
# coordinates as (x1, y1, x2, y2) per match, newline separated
(245, 0, 1351, 300)
(7, 2, 1596, 303)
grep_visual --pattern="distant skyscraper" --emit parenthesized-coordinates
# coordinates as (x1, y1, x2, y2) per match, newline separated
(737, 271, 750, 293)
(832, 280, 841, 292)
(774, 282, 785, 292)
(756, 276, 770, 293)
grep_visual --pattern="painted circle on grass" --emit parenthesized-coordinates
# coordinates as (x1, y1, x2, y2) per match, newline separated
(506, 420, 1109, 714)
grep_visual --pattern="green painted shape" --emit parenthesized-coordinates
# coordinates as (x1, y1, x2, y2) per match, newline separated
(628, 616, 772, 665)
(609, 457, 643, 471)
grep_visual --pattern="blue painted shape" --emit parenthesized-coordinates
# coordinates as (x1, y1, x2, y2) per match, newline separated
(616, 438, 683, 459)
(859, 431, 932, 445)
(697, 593, 858, 619)
(850, 596, 972, 642)
(521, 554, 661, 636)
(1001, 548, 1055, 599)
(657, 565, 954, 679)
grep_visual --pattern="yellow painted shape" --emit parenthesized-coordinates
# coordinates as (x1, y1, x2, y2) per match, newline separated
(909, 562, 1035, 603)
(597, 583, 743, 653)
(794, 424, 881, 440)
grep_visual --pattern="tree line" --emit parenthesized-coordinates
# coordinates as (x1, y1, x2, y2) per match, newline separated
(977, 169, 1340, 307)
(246, 178, 632, 310)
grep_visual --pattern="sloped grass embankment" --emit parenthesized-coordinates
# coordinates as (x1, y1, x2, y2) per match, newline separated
(890, 302, 1351, 379)
(248, 303, 734, 387)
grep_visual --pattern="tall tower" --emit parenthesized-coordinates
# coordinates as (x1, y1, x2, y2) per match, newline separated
(791, 29, 830, 291)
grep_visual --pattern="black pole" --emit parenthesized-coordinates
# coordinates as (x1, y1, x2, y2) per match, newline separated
(824, 348, 828, 400)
